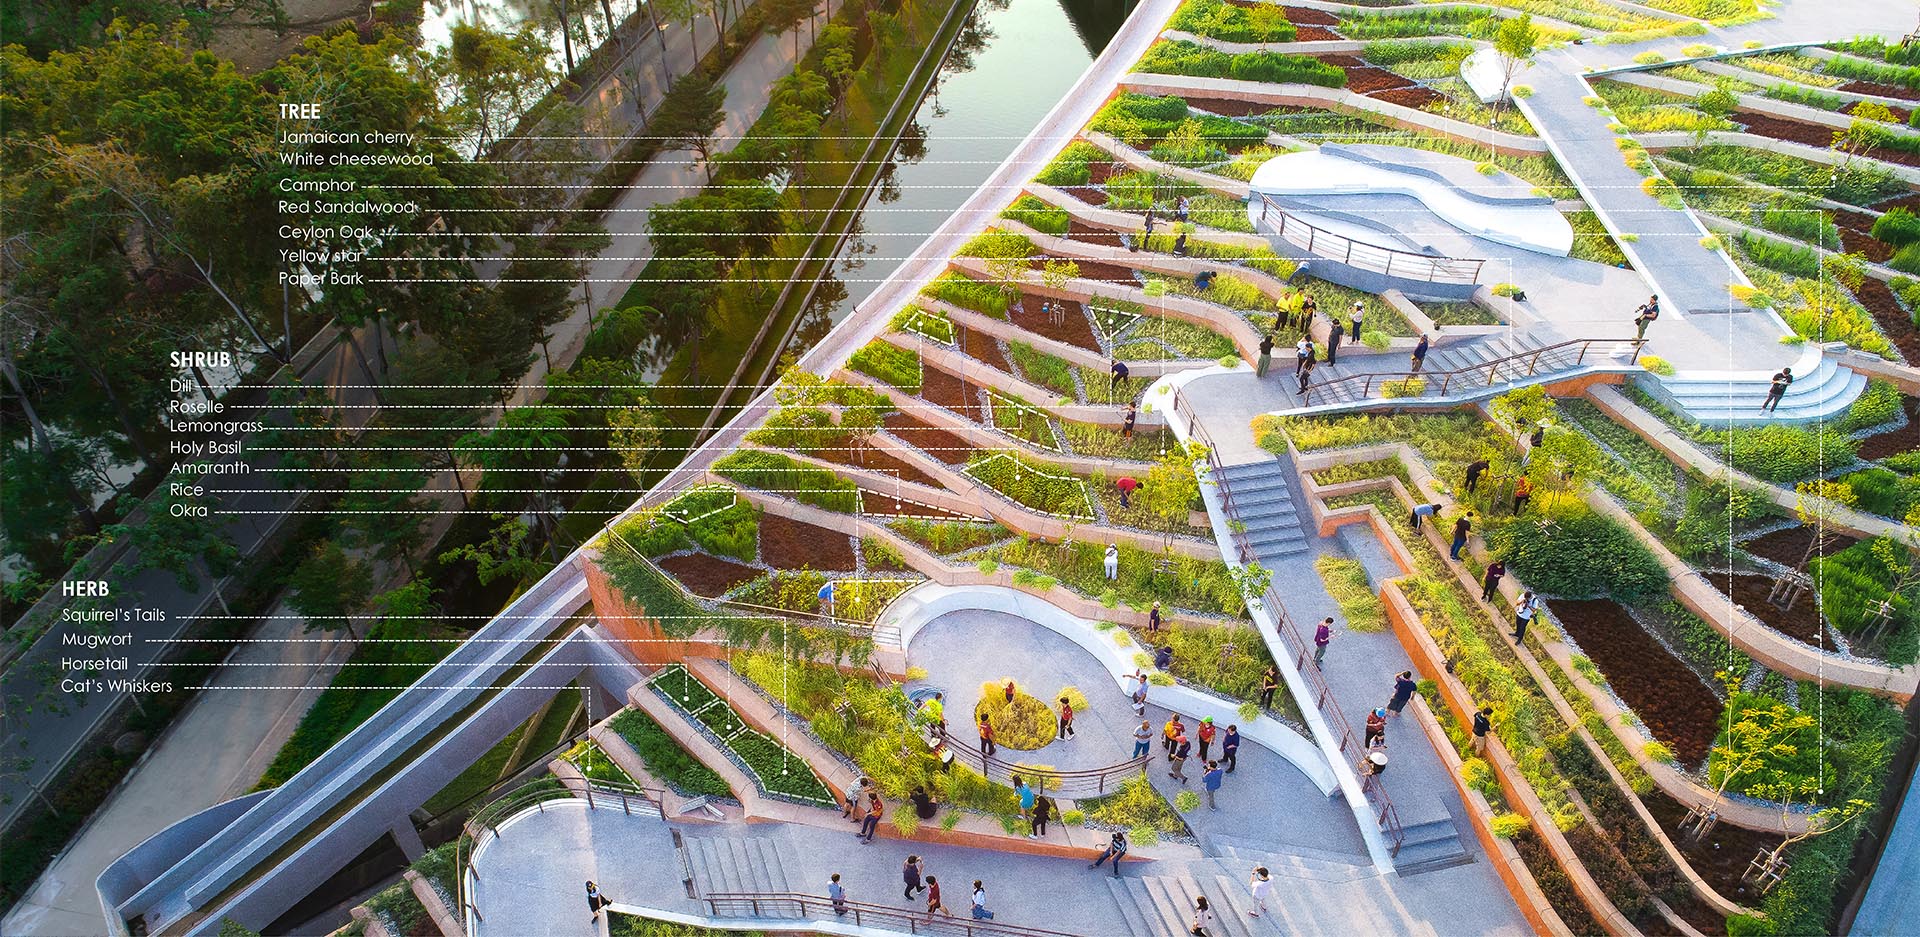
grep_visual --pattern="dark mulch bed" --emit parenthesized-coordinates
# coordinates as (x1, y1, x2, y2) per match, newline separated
(1551, 599, 1722, 768)
(1843, 99, 1913, 122)
(1086, 161, 1118, 186)
(1052, 256, 1138, 285)
(1180, 95, 1276, 118)
(1853, 275, 1920, 364)
(1295, 24, 1341, 40)
(955, 324, 1013, 372)
(1858, 396, 1920, 461)
(1067, 218, 1127, 250)
(1741, 524, 1861, 567)
(1316, 55, 1417, 96)
(1838, 79, 1920, 103)
(1281, 4, 1339, 26)
(1644, 789, 1782, 907)
(1871, 191, 1920, 214)
(884, 413, 976, 465)
(1709, 572, 1829, 649)
(1371, 85, 1445, 108)
(1836, 224, 1894, 263)
(1734, 111, 1920, 167)
(760, 511, 857, 571)
(858, 490, 977, 521)
(658, 552, 762, 597)
(1061, 184, 1107, 207)
(919, 363, 984, 421)
(1009, 298, 1103, 351)
(811, 444, 942, 489)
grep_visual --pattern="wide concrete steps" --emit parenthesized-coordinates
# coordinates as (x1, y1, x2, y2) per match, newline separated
(682, 832, 799, 902)
(1198, 834, 1373, 883)
(1655, 353, 1868, 425)
(1108, 866, 1271, 937)
(1212, 459, 1309, 562)
(1391, 816, 1472, 876)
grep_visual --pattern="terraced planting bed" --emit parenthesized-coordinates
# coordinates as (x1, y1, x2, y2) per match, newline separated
(1740, 525, 1861, 567)
(651, 664, 837, 806)
(759, 512, 858, 572)
(809, 443, 943, 489)
(1708, 572, 1829, 649)
(1548, 599, 1723, 768)
(1732, 111, 1920, 168)
(1642, 788, 1781, 907)
(657, 553, 763, 597)
(1007, 297, 1103, 351)
(882, 413, 976, 465)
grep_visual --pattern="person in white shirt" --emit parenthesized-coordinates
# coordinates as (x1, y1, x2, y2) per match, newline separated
(1349, 301, 1364, 341)
(1104, 544, 1119, 581)
(1191, 895, 1215, 936)
(1512, 590, 1542, 643)
(1248, 867, 1273, 917)
(971, 881, 995, 920)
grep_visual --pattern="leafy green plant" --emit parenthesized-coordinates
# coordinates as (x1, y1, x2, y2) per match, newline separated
(1725, 424, 1857, 482)
(1035, 141, 1111, 186)
(1491, 506, 1668, 600)
(1133, 40, 1346, 88)
(1490, 812, 1531, 837)
(1638, 355, 1675, 376)
(713, 450, 861, 513)
(608, 708, 733, 797)
(1167, 0, 1297, 42)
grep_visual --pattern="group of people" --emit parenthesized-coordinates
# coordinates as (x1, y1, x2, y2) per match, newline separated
(1157, 713, 1241, 809)
(824, 856, 1003, 921)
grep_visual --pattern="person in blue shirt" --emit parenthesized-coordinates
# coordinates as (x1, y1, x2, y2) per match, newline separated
(828, 874, 847, 916)
(1203, 761, 1225, 810)
(1222, 725, 1241, 773)
(1015, 776, 1036, 835)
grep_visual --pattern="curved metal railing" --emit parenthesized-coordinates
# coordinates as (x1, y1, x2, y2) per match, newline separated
(945, 737, 1150, 799)
(1302, 336, 1642, 406)
(460, 778, 667, 929)
(703, 892, 1086, 935)
(1253, 194, 1486, 285)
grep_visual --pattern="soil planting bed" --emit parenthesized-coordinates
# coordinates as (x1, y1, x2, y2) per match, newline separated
(858, 491, 977, 521)
(1852, 275, 1920, 363)
(1644, 789, 1782, 907)
(1280, 4, 1338, 26)
(1086, 160, 1118, 187)
(1734, 111, 1920, 167)
(658, 552, 762, 597)
(1067, 219, 1126, 250)
(1871, 192, 1920, 215)
(1858, 397, 1920, 461)
(1316, 55, 1416, 95)
(1551, 599, 1722, 768)
(1709, 572, 1829, 649)
(1842, 99, 1912, 123)
(1062, 184, 1107, 207)
(1740, 524, 1861, 567)
(955, 324, 1013, 372)
(1181, 96, 1276, 118)
(1835, 224, 1894, 263)
(884, 413, 977, 465)
(1009, 298, 1103, 351)
(1371, 85, 1445, 108)
(1838, 79, 1920, 103)
(760, 512, 857, 571)
(811, 444, 942, 489)
(1051, 256, 1138, 285)
(919, 363, 985, 421)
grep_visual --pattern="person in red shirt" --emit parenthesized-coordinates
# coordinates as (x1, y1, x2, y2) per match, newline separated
(1116, 475, 1140, 508)
(1197, 717, 1217, 762)
(1057, 696, 1076, 740)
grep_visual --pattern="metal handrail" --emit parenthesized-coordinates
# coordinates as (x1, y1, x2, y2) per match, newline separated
(606, 527, 883, 637)
(1303, 336, 1644, 406)
(946, 739, 1150, 798)
(1253, 194, 1486, 285)
(703, 892, 1086, 935)
(1169, 390, 1406, 854)
(460, 778, 669, 925)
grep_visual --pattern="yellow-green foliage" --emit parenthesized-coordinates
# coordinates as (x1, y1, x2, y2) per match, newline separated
(1490, 812, 1531, 837)
(1086, 775, 1183, 833)
(975, 680, 1056, 750)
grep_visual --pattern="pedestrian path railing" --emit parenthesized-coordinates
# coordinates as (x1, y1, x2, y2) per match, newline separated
(1253, 194, 1486, 285)
(1171, 391, 1406, 854)
(703, 892, 1087, 935)
(1303, 336, 1642, 406)
(460, 778, 668, 927)
(946, 739, 1151, 798)
(604, 524, 887, 640)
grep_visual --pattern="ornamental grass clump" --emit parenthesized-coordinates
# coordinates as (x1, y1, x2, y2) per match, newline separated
(975, 679, 1057, 750)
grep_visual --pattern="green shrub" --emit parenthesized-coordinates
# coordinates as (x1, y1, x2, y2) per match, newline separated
(1089, 93, 1267, 149)
(1001, 194, 1070, 235)
(1084, 775, 1183, 833)
(964, 453, 1093, 519)
(1874, 207, 1920, 248)
(1837, 379, 1901, 433)
(1491, 507, 1668, 600)
(922, 271, 1011, 318)
(1035, 141, 1110, 186)
(847, 341, 923, 392)
(957, 229, 1035, 259)
(1894, 244, 1920, 277)
(713, 450, 861, 513)
(607, 708, 733, 798)
(1133, 40, 1345, 88)
(889, 519, 1008, 554)
(1167, 0, 1296, 42)
(1834, 468, 1920, 520)
(1725, 423, 1856, 482)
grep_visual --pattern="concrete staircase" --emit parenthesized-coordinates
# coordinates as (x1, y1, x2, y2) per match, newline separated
(681, 831, 800, 900)
(1108, 862, 1271, 937)
(1390, 814, 1472, 876)
(1210, 459, 1310, 564)
(1645, 347, 1867, 425)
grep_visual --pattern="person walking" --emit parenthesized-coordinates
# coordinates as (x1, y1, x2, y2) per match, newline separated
(859, 794, 883, 844)
(1472, 706, 1493, 755)
(1296, 357, 1313, 397)
(1057, 696, 1076, 741)
(1763, 367, 1792, 412)
(1203, 760, 1224, 810)
(1033, 795, 1056, 837)
(1294, 336, 1313, 374)
(1222, 724, 1241, 772)
(1122, 403, 1137, 439)
(1104, 544, 1120, 581)
(1349, 301, 1364, 341)
(1326, 323, 1342, 364)
(1163, 715, 1184, 755)
(1257, 333, 1274, 377)
(1410, 501, 1441, 531)
(925, 876, 949, 918)
(1148, 601, 1163, 633)
(1511, 476, 1533, 515)
(1481, 560, 1506, 601)
(1170, 732, 1193, 782)
(1260, 665, 1279, 710)
(1132, 671, 1150, 715)
(1090, 830, 1129, 876)
(586, 881, 607, 923)
(1365, 707, 1387, 748)
(830, 873, 848, 916)
(1248, 867, 1273, 918)
(1133, 719, 1154, 758)
(978, 713, 995, 756)
(1450, 512, 1473, 560)
(1116, 475, 1139, 508)
(1139, 208, 1154, 250)
(903, 856, 926, 900)
(1110, 358, 1130, 393)
(971, 881, 996, 921)
(1313, 617, 1334, 665)
(1191, 895, 1216, 936)
(1633, 299, 1658, 343)
(1387, 670, 1417, 717)
(1410, 334, 1431, 373)
(1016, 776, 1036, 827)
(1512, 590, 1541, 643)
(1465, 458, 1489, 494)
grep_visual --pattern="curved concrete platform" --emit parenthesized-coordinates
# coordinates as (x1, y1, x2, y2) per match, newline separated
(1247, 147, 1574, 257)
(879, 582, 1340, 795)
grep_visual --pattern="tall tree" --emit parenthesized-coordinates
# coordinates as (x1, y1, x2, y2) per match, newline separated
(652, 72, 729, 181)
(286, 539, 375, 637)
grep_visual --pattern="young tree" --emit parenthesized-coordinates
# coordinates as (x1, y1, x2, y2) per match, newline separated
(286, 540, 375, 638)
(1491, 14, 1538, 128)
(1692, 81, 1737, 148)
(105, 490, 239, 593)
(1694, 690, 1816, 836)
(764, 0, 817, 57)
(818, 23, 857, 113)
(609, 403, 664, 482)
(653, 72, 729, 181)
(1040, 259, 1081, 294)
(371, 578, 439, 642)
(439, 517, 553, 586)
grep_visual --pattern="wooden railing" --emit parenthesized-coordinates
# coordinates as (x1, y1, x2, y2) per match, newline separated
(1304, 336, 1643, 406)
(703, 892, 1087, 935)
(1171, 389, 1406, 855)
(1253, 194, 1486, 284)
